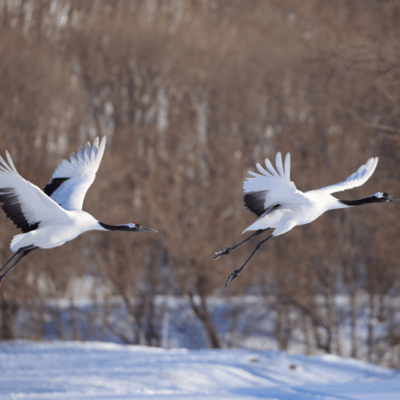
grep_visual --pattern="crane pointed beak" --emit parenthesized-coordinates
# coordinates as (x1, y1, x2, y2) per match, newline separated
(139, 225, 158, 233)
(389, 195, 400, 202)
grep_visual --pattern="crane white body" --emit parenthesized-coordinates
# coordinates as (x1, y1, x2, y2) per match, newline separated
(0, 137, 156, 281)
(10, 211, 102, 251)
(244, 191, 344, 235)
(215, 152, 399, 287)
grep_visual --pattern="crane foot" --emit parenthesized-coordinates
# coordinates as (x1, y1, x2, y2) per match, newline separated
(225, 269, 240, 287)
(213, 247, 231, 260)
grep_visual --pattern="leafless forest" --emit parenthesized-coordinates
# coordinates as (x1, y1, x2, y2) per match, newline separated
(1, 0, 400, 367)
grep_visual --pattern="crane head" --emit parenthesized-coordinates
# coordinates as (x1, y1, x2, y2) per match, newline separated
(126, 222, 158, 233)
(373, 192, 400, 202)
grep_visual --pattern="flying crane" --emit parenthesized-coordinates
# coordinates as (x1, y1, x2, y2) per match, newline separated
(0, 136, 157, 282)
(214, 152, 399, 287)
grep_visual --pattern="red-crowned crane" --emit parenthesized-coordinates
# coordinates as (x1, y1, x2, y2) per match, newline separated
(0, 137, 157, 282)
(214, 152, 399, 287)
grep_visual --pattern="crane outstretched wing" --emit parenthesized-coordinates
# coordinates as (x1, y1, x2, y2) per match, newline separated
(0, 151, 68, 233)
(44, 137, 106, 211)
(315, 157, 378, 195)
(243, 152, 308, 217)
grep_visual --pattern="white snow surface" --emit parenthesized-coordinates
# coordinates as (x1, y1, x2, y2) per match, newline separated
(0, 340, 399, 400)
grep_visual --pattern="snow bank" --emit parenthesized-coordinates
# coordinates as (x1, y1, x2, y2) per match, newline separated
(0, 340, 399, 399)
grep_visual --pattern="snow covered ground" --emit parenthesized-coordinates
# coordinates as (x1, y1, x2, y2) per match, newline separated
(0, 340, 399, 400)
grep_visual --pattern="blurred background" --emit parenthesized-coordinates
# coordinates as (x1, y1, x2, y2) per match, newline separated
(1, 0, 400, 368)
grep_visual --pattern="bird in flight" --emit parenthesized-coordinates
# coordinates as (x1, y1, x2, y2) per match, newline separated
(214, 152, 399, 287)
(0, 136, 157, 282)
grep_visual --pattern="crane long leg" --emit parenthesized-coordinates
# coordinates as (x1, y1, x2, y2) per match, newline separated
(225, 234, 273, 287)
(213, 229, 267, 260)
(0, 251, 22, 274)
(0, 245, 38, 282)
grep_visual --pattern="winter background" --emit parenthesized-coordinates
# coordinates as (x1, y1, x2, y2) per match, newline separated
(2, 1, 400, 399)
(2, 286, 400, 399)
(1, 339, 400, 399)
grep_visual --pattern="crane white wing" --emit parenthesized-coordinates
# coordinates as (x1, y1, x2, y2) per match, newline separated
(315, 157, 378, 195)
(44, 137, 106, 211)
(0, 151, 68, 233)
(243, 152, 308, 216)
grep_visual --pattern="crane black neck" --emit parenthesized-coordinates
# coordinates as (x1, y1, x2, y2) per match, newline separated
(339, 196, 383, 207)
(98, 222, 132, 231)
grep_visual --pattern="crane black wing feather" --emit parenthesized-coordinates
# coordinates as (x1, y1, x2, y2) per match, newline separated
(43, 177, 70, 197)
(0, 151, 69, 236)
(243, 152, 309, 215)
(243, 191, 269, 217)
(0, 188, 39, 233)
